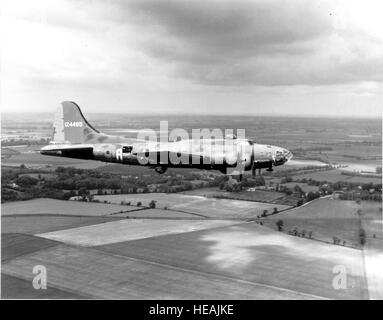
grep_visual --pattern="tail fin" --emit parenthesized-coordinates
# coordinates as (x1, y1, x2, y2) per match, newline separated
(52, 101, 101, 144)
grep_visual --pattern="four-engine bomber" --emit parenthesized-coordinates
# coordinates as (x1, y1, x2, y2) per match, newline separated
(41, 101, 292, 177)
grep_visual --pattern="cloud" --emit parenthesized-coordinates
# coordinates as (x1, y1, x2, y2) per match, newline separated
(121, 0, 383, 86)
(1, 0, 382, 115)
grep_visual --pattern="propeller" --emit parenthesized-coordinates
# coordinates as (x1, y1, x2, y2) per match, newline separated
(238, 143, 256, 176)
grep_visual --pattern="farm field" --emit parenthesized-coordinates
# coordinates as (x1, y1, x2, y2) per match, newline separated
(292, 169, 381, 183)
(94, 193, 291, 219)
(111, 208, 204, 219)
(345, 175, 383, 184)
(285, 159, 328, 167)
(37, 219, 239, 246)
(212, 190, 286, 203)
(1, 198, 139, 217)
(279, 182, 319, 193)
(1, 149, 104, 169)
(1, 147, 21, 157)
(1, 274, 88, 299)
(179, 187, 221, 197)
(339, 161, 381, 173)
(1, 243, 316, 300)
(1, 196, 375, 299)
(2, 233, 60, 262)
(262, 198, 371, 248)
(359, 202, 383, 241)
(360, 202, 383, 299)
(2, 215, 124, 234)
(97, 222, 368, 300)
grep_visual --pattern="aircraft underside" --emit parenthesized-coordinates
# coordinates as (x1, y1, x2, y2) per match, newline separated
(42, 146, 276, 176)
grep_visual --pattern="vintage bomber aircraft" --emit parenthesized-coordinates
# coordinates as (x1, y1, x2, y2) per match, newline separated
(40, 101, 293, 177)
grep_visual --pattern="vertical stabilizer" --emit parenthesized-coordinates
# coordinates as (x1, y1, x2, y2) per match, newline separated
(51, 101, 101, 144)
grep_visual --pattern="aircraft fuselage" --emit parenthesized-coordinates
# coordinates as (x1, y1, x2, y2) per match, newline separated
(40, 101, 293, 176)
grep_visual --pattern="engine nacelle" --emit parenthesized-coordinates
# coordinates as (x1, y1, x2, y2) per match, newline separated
(154, 166, 167, 174)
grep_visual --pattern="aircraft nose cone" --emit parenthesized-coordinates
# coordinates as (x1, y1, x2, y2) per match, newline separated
(273, 147, 292, 165)
(283, 149, 293, 161)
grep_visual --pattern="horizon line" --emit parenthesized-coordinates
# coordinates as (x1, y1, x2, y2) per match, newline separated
(1, 111, 382, 120)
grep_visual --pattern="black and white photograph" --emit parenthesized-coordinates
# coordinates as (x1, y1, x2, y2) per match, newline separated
(1, 0, 382, 304)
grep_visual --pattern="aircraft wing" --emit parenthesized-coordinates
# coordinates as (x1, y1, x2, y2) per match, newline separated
(139, 149, 204, 165)
(142, 145, 221, 167)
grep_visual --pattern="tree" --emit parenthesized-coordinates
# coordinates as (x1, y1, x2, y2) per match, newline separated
(273, 207, 278, 214)
(306, 192, 317, 201)
(149, 200, 156, 208)
(359, 228, 366, 246)
(63, 190, 76, 200)
(262, 209, 268, 217)
(1, 188, 18, 202)
(137, 201, 142, 207)
(78, 187, 89, 201)
(276, 219, 284, 231)
(17, 175, 38, 186)
(282, 176, 292, 183)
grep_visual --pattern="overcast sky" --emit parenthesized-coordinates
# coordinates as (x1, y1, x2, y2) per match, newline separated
(1, 0, 383, 117)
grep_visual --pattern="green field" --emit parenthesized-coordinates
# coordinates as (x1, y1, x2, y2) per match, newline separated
(1, 274, 87, 299)
(37, 219, 239, 246)
(1, 198, 139, 217)
(262, 198, 373, 248)
(1, 149, 104, 169)
(2, 233, 59, 262)
(97, 222, 368, 299)
(2, 215, 124, 234)
(1, 196, 377, 299)
(293, 169, 381, 184)
(212, 190, 286, 203)
(1, 147, 21, 157)
(359, 202, 382, 239)
(111, 208, 204, 219)
(2, 242, 318, 299)
(279, 182, 319, 193)
(94, 193, 291, 219)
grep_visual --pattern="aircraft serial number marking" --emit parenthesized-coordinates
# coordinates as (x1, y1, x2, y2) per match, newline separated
(65, 121, 83, 127)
